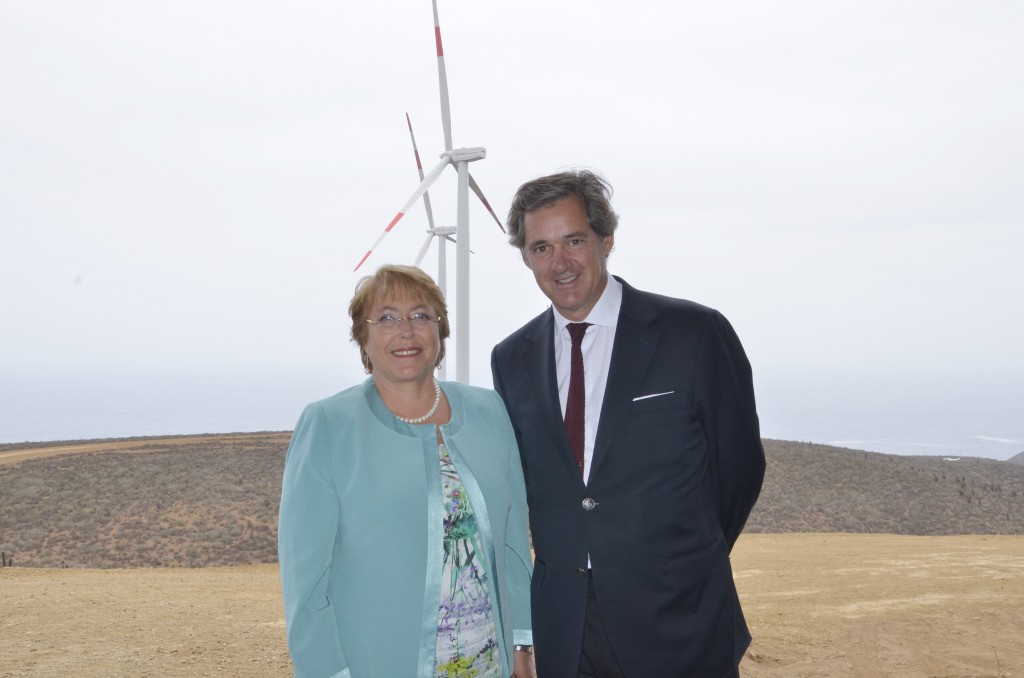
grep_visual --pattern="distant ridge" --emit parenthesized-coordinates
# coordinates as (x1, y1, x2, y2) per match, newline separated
(1008, 450, 1024, 466)
(1, 434, 1023, 568)
(745, 440, 1024, 535)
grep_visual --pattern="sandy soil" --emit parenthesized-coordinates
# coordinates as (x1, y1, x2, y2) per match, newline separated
(1, 565, 290, 677)
(4, 533, 1022, 677)
(733, 534, 1023, 678)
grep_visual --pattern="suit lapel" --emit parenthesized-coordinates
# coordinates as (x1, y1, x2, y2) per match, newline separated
(591, 280, 659, 478)
(519, 310, 583, 481)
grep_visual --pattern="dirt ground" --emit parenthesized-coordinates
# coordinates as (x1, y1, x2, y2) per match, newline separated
(3, 534, 1021, 677)
(733, 534, 1023, 678)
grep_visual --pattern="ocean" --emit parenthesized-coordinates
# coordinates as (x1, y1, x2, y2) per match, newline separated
(755, 370, 1024, 461)
(2, 368, 1022, 461)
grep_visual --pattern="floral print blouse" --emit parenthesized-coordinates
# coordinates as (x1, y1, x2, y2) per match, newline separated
(434, 444, 501, 678)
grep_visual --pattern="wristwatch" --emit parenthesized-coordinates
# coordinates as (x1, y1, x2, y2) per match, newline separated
(514, 644, 534, 654)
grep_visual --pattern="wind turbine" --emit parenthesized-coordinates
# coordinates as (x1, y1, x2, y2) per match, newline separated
(354, 0, 504, 384)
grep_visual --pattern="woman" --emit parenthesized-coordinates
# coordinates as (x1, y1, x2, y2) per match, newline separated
(278, 264, 533, 678)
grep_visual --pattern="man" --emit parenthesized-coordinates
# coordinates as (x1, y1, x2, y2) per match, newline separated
(491, 170, 765, 677)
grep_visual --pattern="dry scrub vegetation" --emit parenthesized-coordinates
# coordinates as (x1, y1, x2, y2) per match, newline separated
(0, 433, 288, 568)
(747, 440, 1024, 535)
(2, 434, 1023, 568)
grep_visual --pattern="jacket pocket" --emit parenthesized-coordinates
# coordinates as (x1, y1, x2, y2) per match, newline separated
(658, 538, 729, 585)
(627, 389, 687, 416)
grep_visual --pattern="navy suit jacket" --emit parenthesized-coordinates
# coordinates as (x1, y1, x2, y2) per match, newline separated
(491, 277, 765, 677)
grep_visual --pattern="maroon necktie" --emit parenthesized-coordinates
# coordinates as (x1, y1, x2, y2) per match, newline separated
(564, 322, 591, 477)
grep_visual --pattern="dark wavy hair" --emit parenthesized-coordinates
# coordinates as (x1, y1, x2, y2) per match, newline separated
(505, 169, 619, 250)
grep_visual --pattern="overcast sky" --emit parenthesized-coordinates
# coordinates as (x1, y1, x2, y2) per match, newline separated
(3, 0, 1022, 398)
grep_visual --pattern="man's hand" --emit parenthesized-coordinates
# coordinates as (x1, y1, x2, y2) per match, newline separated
(512, 648, 536, 678)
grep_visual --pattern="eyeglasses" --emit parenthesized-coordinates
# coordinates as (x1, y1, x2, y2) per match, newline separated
(364, 313, 441, 330)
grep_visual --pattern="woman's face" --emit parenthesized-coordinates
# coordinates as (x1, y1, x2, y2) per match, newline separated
(363, 291, 441, 387)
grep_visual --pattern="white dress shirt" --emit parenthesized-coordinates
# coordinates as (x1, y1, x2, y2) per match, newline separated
(553, 275, 622, 485)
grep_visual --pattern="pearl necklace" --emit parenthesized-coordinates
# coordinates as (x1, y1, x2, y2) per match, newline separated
(393, 377, 442, 424)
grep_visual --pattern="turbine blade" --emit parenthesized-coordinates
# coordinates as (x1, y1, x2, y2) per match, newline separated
(432, 0, 453, 152)
(468, 173, 506, 233)
(406, 113, 437, 230)
(413, 233, 434, 267)
(353, 156, 451, 271)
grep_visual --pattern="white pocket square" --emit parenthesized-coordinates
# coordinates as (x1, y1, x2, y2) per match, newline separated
(632, 390, 675, 402)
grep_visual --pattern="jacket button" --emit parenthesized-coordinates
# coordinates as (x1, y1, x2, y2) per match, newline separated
(576, 568, 587, 577)
(582, 498, 596, 511)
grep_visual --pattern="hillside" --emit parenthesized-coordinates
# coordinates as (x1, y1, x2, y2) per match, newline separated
(745, 440, 1024, 534)
(0, 434, 288, 568)
(1, 433, 1023, 568)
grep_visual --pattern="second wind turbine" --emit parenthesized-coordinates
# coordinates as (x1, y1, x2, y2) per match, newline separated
(354, 0, 504, 385)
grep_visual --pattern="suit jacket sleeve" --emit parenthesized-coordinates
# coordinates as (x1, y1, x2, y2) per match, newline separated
(490, 349, 521, 461)
(695, 310, 766, 549)
(278, 403, 350, 678)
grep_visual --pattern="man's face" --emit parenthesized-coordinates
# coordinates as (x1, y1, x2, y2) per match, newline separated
(521, 196, 613, 322)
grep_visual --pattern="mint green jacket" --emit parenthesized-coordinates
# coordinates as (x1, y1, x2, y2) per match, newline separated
(278, 378, 533, 678)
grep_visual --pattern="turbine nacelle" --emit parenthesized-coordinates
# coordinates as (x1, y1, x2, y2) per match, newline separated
(449, 147, 486, 162)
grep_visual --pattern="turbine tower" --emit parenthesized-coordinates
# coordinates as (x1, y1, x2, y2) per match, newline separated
(354, 0, 503, 385)
(406, 111, 456, 379)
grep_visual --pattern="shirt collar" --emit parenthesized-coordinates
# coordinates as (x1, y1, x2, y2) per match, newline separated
(552, 275, 622, 332)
